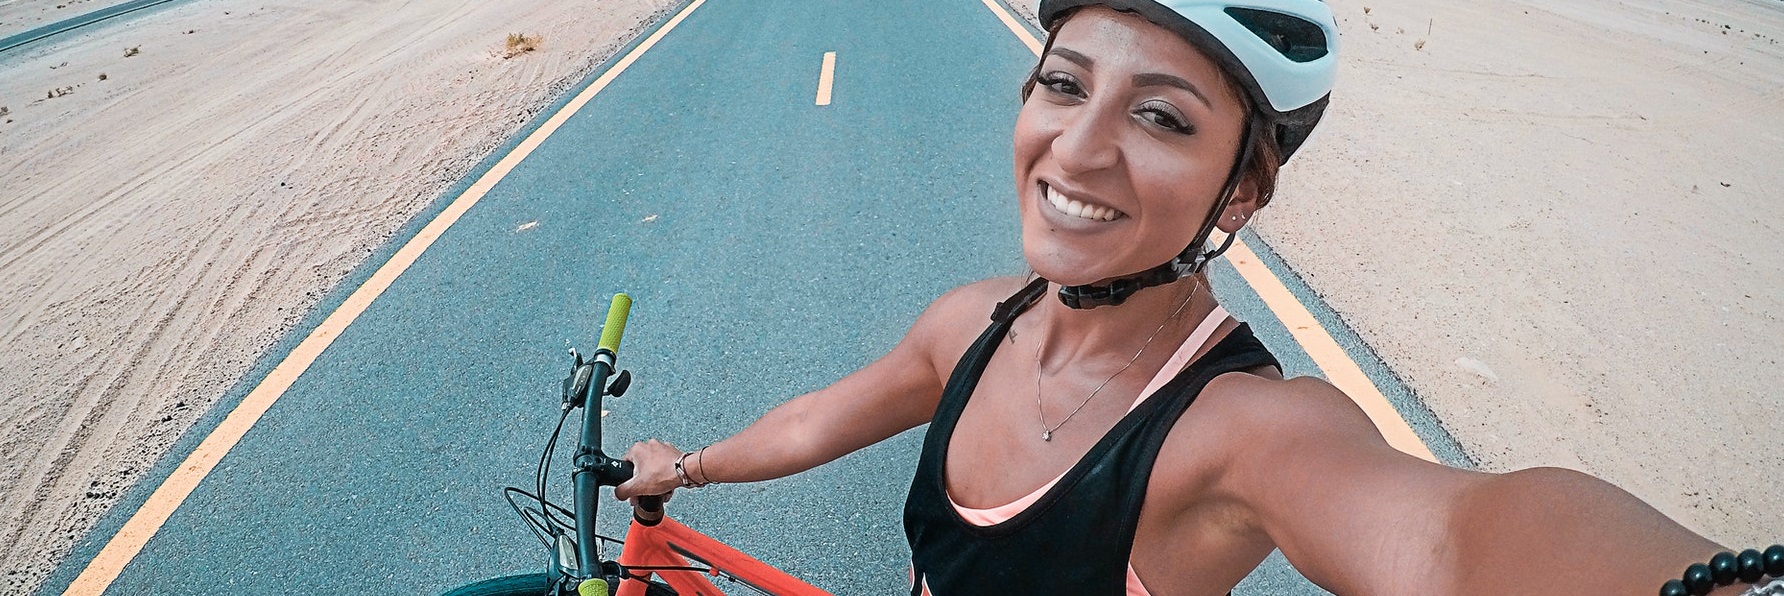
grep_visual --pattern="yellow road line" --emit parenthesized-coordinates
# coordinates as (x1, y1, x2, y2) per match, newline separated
(1225, 240, 1437, 461)
(60, 0, 713, 593)
(979, 0, 1042, 54)
(976, 0, 1437, 462)
(815, 51, 837, 106)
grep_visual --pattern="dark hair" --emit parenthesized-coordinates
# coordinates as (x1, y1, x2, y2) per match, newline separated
(1020, 10, 1283, 209)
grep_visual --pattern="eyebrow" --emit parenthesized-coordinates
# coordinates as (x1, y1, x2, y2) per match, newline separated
(1047, 47, 1094, 69)
(1132, 73, 1212, 108)
(1046, 47, 1213, 108)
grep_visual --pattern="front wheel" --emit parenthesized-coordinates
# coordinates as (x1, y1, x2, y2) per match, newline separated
(441, 573, 677, 596)
(441, 573, 553, 596)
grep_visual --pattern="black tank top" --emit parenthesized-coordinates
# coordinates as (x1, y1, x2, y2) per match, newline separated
(903, 279, 1280, 595)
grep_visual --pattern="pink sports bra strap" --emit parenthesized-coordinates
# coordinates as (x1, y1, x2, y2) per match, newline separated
(1131, 305, 1230, 413)
(951, 305, 1232, 522)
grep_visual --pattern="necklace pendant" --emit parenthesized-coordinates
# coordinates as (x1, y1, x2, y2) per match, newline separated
(1041, 430, 1052, 441)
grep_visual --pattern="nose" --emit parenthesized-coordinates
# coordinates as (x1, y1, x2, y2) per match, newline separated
(1050, 101, 1122, 175)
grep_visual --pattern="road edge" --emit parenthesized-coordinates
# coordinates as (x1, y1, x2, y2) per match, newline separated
(34, 1, 699, 593)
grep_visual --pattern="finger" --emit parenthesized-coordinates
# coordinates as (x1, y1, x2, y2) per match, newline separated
(614, 480, 640, 501)
(621, 441, 645, 462)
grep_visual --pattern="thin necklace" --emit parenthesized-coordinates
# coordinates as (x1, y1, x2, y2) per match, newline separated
(1032, 280, 1200, 442)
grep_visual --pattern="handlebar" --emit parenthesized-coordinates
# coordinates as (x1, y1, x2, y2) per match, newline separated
(519, 292, 672, 580)
(574, 292, 636, 570)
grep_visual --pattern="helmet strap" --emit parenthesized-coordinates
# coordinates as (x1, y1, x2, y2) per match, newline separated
(1054, 113, 1259, 309)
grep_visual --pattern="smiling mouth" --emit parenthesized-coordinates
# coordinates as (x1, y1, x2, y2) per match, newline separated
(1042, 182, 1126, 223)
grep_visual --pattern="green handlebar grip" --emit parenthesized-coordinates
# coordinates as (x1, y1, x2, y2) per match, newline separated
(577, 578, 610, 596)
(597, 293, 632, 354)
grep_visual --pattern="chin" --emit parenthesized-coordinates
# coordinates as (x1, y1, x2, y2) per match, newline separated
(1023, 245, 1124, 286)
(1024, 234, 1192, 285)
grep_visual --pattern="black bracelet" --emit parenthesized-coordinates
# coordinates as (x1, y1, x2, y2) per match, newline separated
(1659, 544, 1784, 596)
(693, 446, 714, 486)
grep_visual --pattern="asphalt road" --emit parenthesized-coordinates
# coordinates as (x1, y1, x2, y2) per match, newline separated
(41, 0, 1471, 593)
(0, 0, 183, 54)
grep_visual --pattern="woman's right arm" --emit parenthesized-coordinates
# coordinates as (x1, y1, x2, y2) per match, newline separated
(612, 280, 1010, 500)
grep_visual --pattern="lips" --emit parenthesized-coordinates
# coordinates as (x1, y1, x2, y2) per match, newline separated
(1042, 182, 1126, 222)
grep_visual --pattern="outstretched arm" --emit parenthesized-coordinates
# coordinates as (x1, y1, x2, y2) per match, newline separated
(614, 279, 1014, 500)
(1208, 374, 1737, 595)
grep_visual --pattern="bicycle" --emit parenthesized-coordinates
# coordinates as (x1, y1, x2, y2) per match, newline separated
(442, 294, 835, 596)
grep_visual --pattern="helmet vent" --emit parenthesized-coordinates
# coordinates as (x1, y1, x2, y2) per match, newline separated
(1223, 7, 1329, 63)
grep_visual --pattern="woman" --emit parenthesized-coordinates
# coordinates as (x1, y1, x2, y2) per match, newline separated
(616, 0, 1779, 593)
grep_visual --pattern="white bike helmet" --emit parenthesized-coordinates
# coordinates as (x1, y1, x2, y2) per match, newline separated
(1036, 0, 1341, 308)
(1038, 0, 1338, 162)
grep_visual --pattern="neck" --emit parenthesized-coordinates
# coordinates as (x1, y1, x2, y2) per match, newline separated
(1027, 275, 1220, 372)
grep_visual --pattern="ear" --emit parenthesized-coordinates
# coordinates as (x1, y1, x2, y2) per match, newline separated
(1214, 173, 1264, 234)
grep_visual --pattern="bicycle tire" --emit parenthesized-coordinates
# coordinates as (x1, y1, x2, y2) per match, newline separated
(440, 573, 553, 596)
(440, 573, 677, 596)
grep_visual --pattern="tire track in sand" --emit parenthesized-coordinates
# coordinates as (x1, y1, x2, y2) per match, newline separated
(0, 0, 682, 592)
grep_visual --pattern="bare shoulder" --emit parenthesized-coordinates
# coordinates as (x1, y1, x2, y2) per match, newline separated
(1153, 371, 1380, 480)
(925, 276, 1032, 314)
(1193, 373, 1384, 448)
(906, 276, 1032, 374)
(1169, 373, 1462, 593)
(1159, 371, 1405, 504)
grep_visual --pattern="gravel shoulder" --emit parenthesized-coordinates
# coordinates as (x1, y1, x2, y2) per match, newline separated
(0, 0, 675, 592)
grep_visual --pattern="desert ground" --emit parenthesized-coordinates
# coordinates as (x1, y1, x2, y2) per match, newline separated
(2, 0, 1781, 593)
(0, 0, 676, 592)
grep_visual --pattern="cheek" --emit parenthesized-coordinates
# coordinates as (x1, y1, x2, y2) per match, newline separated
(1011, 100, 1061, 172)
(1128, 154, 1222, 245)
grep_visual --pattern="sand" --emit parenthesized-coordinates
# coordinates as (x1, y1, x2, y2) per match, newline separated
(1011, 0, 1784, 547)
(0, 0, 676, 592)
(1257, 0, 1784, 548)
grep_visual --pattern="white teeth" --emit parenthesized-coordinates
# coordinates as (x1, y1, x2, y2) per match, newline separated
(1044, 184, 1122, 222)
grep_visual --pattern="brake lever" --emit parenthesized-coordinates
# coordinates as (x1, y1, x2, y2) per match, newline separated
(606, 370, 631, 398)
(563, 348, 591, 410)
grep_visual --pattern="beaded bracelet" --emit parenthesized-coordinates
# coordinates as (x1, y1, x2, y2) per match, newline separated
(1660, 544, 1784, 596)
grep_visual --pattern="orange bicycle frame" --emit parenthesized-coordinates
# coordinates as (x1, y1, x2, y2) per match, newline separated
(614, 510, 834, 596)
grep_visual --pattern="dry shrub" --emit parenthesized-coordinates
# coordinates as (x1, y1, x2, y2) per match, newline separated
(503, 33, 540, 58)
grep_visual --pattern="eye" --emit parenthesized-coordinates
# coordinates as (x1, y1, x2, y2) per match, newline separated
(1037, 72, 1085, 99)
(1136, 100, 1196, 135)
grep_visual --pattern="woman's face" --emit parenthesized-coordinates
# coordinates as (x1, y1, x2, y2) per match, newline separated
(1014, 7, 1253, 286)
